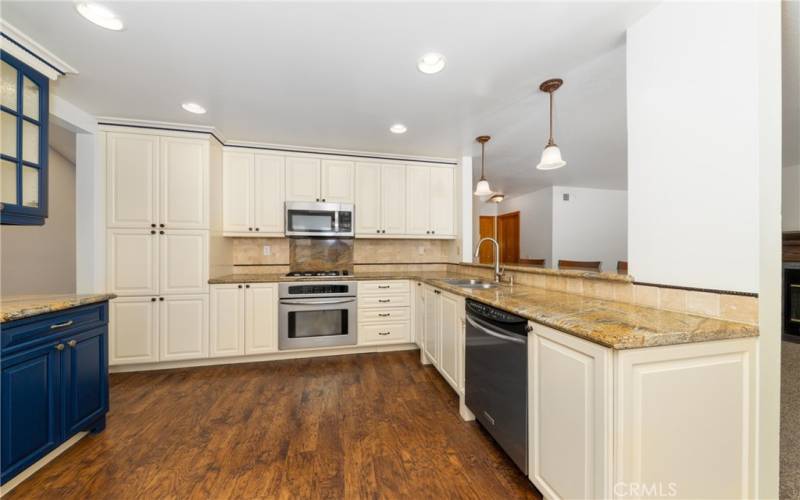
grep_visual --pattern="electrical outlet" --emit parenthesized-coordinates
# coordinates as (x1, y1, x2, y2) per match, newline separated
(263, 245, 271, 256)
(563, 193, 570, 201)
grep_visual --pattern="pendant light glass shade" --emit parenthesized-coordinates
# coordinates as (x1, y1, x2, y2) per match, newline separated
(536, 145, 566, 170)
(536, 79, 566, 171)
(474, 135, 493, 196)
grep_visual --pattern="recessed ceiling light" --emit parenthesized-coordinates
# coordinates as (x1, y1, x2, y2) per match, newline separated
(390, 124, 407, 134)
(417, 52, 446, 74)
(75, 2, 124, 31)
(181, 102, 207, 114)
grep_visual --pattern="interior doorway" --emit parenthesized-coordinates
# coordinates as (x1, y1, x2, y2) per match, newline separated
(478, 216, 495, 263)
(497, 211, 520, 264)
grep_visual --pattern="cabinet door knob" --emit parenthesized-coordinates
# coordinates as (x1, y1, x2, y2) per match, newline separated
(55, 343, 65, 351)
(159, 230, 165, 235)
(248, 227, 253, 231)
(245, 284, 250, 288)
(159, 297, 164, 301)
(151, 223, 156, 228)
(67, 340, 77, 348)
(160, 224, 165, 228)
(255, 227, 260, 231)
(238, 284, 243, 289)
(316, 198, 320, 202)
(151, 297, 156, 302)
(151, 230, 156, 235)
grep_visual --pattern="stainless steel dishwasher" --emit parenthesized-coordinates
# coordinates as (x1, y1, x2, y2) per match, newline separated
(464, 298, 529, 474)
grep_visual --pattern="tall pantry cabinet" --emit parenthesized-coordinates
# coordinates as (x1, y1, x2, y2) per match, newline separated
(105, 128, 224, 366)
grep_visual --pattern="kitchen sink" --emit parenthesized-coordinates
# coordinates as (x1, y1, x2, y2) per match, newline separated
(441, 278, 499, 289)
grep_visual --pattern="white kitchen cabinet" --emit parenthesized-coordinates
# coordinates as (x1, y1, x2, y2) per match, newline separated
(381, 164, 406, 234)
(360, 322, 410, 345)
(210, 284, 245, 357)
(529, 323, 612, 500)
(422, 286, 440, 365)
(159, 137, 209, 229)
(109, 296, 159, 365)
(222, 151, 254, 233)
(285, 157, 321, 202)
(354, 162, 382, 235)
(414, 282, 425, 350)
(107, 229, 159, 296)
(438, 290, 462, 390)
(245, 283, 278, 354)
(321, 160, 355, 203)
(159, 230, 209, 295)
(253, 154, 285, 234)
(107, 133, 159, 228)
(159, 295, 208, 361)
(429, 166, 455, 236)
(405, 165, 430, 235)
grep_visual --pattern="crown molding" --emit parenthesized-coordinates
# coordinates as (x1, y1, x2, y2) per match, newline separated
(97, 116, 226, 143)
(0, 19, 78, 79)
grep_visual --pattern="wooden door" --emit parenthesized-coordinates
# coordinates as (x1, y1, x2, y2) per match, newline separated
(245, 284, 278, 354)
(222, 151, 254, 234)
(405, 165, 430, 235)
(354, 162, 382, 235)
(107, 229, 159, 296)
(253, 154, 285, 234)
(160, 137, 208, 229)
(320, 160, 355, 203)
(429, 167, 454, 236)
(109, 297, 158, 365)
(478, 216, 495, 263)
(381, 164, 406, 235)
(497, 211, 520, 264)
(159, 230, 208, 295)
(285, 157, 321, 202)
(160, 295, 208, 361)
(210, 285, 245, 357)
(107, 133, 158, 228)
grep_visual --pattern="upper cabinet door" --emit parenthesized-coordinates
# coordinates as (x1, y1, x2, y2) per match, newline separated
(160, 137, 208, 229)
(285, 157, 321, 202)
(429, 167, 455, 236)
(354, 162, 382, 235)
(320, 160, 355, 203)
(223, 152, 254, 234)
(107, 133, 159, 228)
(107, 229, 159, 296)
(253, 154, 285, 234)
(405, 165, 431, 235)
(381, 164, 406, 235)
(159, 229, 209, 295)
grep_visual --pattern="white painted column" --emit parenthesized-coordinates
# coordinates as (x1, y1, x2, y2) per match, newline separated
(460, 156, 473, 262)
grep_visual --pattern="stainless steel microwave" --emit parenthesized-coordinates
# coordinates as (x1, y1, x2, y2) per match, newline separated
(284, 201, 354, 237)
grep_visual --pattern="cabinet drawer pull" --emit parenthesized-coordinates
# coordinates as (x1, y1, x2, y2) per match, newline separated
(67, 340, 77, 348)
(378, 313, 391, 317)
(377, 285, 390, 289)
(54, 343, 65, 351)
(50, 320, 74, 330)
(378, 331, 391, 336)
(434, 290, 441, 295)
(378, 299, 391, 303)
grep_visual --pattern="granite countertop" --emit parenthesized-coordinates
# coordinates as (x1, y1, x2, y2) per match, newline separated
(209, 272, 758, 350)
(1, 293, 117, 323)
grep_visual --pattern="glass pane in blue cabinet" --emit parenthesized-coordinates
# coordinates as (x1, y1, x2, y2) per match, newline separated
(22, 165, 38, 208)
(1, 159, 16, 205)
(22, 76, 39, 120)
(1, 61, 17, 111)
(1, 111, 17, 158)
(22, 120, 39, 164)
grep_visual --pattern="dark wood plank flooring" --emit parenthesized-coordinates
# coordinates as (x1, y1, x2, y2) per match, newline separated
(8, 350, 541, 499)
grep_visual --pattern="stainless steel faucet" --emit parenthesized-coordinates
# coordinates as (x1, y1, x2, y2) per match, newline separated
(475, 237, 504, 283)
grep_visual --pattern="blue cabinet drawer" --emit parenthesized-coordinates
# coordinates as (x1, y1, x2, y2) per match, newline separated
(1, 303, 108, 354)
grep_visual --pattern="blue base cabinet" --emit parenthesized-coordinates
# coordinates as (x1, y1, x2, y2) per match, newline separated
(1, 303, 109, 484)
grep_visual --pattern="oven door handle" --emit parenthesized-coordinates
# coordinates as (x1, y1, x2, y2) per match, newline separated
(466, 315, 526, 344)
(280, 298, 356, 306)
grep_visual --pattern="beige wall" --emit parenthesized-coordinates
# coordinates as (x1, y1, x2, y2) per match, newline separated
(1, 147, 76, 295)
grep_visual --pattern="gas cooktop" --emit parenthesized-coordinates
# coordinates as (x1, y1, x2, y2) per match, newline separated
(285, 270, 350, 277)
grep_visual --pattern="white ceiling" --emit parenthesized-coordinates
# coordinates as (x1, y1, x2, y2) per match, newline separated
(3, 1, 658, 194)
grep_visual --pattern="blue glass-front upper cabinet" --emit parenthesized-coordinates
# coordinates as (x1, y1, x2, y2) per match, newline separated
(0, 50, 49, 225)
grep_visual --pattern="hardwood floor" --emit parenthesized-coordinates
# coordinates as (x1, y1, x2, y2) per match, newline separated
(8, 350, 541, 499)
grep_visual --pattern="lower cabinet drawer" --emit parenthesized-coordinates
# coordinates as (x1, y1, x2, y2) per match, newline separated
(359, 322, 410, 345)
(359, 281, 410, 295)
(359, 294, 410, 309)
(358, 307, 410, 324)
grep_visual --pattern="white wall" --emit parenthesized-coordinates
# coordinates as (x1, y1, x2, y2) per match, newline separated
(627, 2, 760, 293)
(497, 187, 553, 265)
(551, 186, 627, 272)
(784, 165, 800, 231)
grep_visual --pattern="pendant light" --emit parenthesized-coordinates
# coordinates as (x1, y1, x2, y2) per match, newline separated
(536, 78, 566, 170)
(474, 135, 493, 196)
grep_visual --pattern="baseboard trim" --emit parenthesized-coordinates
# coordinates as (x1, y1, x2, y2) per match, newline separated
(1, 432, 88, 496)
(109, 343, 420, 373)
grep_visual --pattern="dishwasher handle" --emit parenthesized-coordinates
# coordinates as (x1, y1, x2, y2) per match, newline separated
(466, 315, 526, 345)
